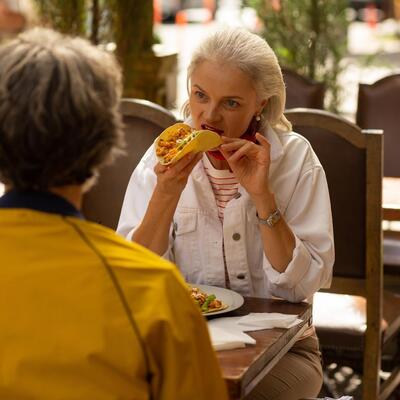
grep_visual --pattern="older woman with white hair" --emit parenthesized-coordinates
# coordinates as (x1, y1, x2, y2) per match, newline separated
(118, 27, 334, 400)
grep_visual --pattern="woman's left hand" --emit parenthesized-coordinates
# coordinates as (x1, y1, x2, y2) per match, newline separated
(220, 132, 271, 197)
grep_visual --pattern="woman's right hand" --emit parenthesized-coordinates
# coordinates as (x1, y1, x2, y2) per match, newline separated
(131, 152, 202, 255)
(154, 152, 203, 197)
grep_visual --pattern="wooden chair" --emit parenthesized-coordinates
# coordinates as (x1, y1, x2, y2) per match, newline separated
(356, 74, 400, 178)
(356, 75, 400, 282)
(286, 108, 400, 400)
(82, 98, 176, 230)
(281, 67, 326, 110)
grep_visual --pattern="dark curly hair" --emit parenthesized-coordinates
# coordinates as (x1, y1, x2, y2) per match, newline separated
(0, 28, 124, 190)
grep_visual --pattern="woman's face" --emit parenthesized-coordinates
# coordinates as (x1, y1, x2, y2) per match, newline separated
(189, 61, 265, 138)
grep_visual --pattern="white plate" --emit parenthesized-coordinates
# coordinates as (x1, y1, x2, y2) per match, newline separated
(192, 284, 245, 316)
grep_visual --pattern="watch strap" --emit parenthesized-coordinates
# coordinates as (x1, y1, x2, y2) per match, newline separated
(256, 209, 281, 228)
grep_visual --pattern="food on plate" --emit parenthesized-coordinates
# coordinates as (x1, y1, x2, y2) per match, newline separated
(155, 123, 222, 165)
(188, 286, 228, 313)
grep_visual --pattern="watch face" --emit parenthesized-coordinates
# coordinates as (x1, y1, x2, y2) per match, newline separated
(268, 210, 281, 227)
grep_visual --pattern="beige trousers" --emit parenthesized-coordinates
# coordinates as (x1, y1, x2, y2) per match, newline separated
(245, 334, 323, 400)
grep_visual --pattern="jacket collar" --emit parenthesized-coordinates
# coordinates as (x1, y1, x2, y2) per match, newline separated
(265, 123, 284, 162)
(0, 190, 83, 219)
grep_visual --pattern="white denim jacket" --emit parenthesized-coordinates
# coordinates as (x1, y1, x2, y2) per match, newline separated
(117, 124, 334, 302)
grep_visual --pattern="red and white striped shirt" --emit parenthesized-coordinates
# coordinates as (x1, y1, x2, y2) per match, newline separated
(202, 156, 239, 222)
(203, 155, 240, 288)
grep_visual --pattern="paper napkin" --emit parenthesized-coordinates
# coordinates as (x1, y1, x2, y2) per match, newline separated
(208, 313, 302, 351)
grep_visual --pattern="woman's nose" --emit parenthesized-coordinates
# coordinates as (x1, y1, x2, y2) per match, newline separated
(204, 102, 221, 123)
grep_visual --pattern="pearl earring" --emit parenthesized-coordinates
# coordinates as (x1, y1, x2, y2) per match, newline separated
(255, 115, 261, 122)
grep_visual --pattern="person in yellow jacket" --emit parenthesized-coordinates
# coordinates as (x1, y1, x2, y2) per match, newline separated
(0, 28, 228, 400)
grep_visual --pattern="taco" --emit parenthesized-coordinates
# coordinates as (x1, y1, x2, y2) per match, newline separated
(189, 286, 228, 314)
(155, 123, 222, 165)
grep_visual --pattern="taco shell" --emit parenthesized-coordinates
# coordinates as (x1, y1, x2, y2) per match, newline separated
(202, 303, 229, 314)
(155, 123, 222, 165)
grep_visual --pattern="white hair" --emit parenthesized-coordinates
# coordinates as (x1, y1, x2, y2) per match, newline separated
(183, 27, 291, 132)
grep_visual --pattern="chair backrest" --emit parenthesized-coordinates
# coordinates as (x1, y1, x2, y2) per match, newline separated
(356, 74, 400, 177)
(82, 98, 177, 230)
(286, 108, 385, 400)
(285, 108, 383, 292)
(282, 67, 326, 110)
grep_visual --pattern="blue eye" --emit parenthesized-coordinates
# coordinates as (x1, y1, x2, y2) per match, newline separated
(194, 91, 206, 100)
(226, 99, 239, 108)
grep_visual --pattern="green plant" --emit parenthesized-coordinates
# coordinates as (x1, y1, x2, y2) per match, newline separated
(247, 0, 348, 112)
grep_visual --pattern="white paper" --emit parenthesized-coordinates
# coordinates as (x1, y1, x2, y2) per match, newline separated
(208, 312, 302, 351)
(207, 325, 254, 351)
(237, 313, 302, 330)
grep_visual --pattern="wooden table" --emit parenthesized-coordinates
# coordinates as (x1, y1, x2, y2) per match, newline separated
(383, 177, 400, 222)
(213, 297, 312, 400)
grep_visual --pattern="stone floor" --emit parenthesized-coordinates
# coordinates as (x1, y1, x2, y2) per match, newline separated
(319, 363, 400, 400)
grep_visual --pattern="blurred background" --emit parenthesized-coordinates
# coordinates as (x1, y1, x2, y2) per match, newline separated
(4, 0, 398, 121)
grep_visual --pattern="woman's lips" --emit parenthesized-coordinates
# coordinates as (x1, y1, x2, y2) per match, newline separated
(201, 124, 224, 135)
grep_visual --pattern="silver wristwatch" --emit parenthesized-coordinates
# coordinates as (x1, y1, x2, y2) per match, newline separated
(256, 209, 281, 228)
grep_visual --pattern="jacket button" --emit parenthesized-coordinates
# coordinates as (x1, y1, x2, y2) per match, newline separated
(234, 192, 241, 199)
(237, 273, 246, 279)
(232, 233, 241, 241)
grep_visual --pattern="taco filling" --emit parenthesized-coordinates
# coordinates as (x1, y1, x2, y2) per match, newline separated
(189, 286, 228, 313)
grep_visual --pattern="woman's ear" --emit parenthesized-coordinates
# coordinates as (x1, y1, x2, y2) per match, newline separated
(257, 99, 268, 115)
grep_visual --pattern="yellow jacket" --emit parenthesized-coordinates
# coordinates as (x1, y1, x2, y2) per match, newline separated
(0, 191, 228, 400)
